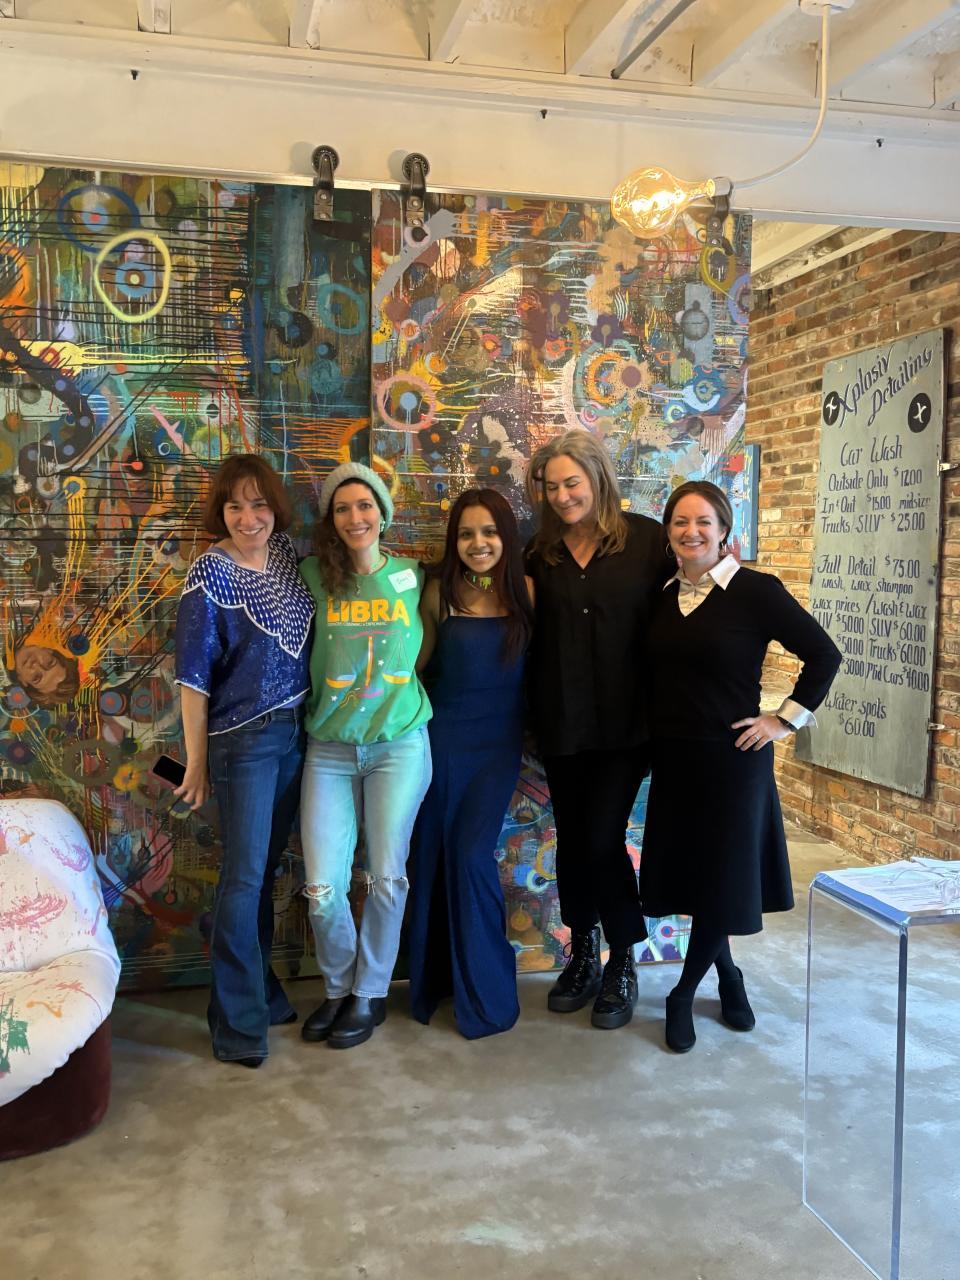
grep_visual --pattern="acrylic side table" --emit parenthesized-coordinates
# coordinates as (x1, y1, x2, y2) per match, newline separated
(803, 862, 960, 1280)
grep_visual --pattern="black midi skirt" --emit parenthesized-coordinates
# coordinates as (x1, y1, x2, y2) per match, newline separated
(638, 737, 793, 936)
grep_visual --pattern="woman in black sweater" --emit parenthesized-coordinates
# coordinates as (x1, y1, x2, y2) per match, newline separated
(525, 429, 667, 1030)
(639, 480, 841, 1053)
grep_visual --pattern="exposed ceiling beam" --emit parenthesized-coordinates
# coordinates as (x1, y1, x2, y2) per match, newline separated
(611, 0, 697, 80)
(692, 0, 794, 87)
(934, 53, 960, 107)
(753, 226, 892, 290)
(564, 0, 639, 76)
(288, 0, 321, 49)
(829, 0, 960, 91)
(429, 0, 474, 63)
(137, 1, 171, 35)
(751, 221, 841, 275)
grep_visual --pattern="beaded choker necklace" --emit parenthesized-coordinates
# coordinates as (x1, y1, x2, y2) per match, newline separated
(462, 568, 495, 593)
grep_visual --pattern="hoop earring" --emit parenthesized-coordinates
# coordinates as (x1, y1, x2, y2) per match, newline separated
(664, 542, 676, 559)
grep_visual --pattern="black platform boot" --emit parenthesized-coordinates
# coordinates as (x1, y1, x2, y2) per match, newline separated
(327, 996, 387, 1049)
(547, 927, 603, 1013)
(591, 947, 638, 1029)
(301, 996, 348, 1042)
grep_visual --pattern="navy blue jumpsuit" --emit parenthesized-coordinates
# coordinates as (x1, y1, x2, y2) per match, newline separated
(407, 615, 524, 1039)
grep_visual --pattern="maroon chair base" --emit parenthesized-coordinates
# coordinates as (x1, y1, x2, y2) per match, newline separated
(0, 1019, 113, 1161)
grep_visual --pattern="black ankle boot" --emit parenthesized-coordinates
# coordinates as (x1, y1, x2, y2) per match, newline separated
(591, 947, 638, 1029)
(665, 988, 696, 1053)
(718, 967, 755, 1031)
(327, 996, 387, 1050)
(547, 927, 603, 1013)
(301, 996, 348, 1042)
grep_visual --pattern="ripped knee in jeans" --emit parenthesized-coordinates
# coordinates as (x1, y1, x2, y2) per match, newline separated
(358, 873, 409, 903)
(303, 882, 336, 914)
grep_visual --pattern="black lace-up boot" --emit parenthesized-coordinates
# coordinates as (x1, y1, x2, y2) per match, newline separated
(590, 946, 638, 1029)
(547, 926, 603, 1012)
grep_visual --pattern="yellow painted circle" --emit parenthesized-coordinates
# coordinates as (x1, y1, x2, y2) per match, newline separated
(92, 229, 172, 324)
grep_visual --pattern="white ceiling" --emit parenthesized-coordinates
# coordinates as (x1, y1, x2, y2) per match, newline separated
(5, 0, 957, 109)
(1, 1, 959, 266)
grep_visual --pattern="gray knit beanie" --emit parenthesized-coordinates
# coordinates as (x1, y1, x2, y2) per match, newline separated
(318, 462, 394, 530)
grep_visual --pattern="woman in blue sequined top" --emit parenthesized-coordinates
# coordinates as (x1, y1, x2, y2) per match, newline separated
(175, 454, 315, 1069)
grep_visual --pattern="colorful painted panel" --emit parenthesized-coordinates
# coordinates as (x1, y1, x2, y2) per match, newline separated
(735, 442, 760, 561)
(371, 190, 752, 967)
(0, 167, 371, 988)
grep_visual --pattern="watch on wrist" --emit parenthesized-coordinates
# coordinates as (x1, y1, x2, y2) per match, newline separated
(776, 715, 797, 733)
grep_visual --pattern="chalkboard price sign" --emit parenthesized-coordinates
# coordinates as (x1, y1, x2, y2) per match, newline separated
(796, 328, 945, 797)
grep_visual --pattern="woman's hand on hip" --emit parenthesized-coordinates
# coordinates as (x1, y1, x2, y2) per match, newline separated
(175, 761, 211, 809)
(732, 714, 790, 752)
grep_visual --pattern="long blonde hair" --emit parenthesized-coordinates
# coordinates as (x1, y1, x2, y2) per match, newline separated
(525, 429, 627, 564)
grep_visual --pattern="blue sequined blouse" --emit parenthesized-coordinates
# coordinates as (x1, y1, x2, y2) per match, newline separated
(175, 532, 315, 735)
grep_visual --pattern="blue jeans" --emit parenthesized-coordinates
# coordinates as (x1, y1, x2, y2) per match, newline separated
(300, 727, 432, 999)
(207, 709, 305, 1061)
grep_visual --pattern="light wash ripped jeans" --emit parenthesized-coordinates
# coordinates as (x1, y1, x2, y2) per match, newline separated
(299, 726, 432, 999)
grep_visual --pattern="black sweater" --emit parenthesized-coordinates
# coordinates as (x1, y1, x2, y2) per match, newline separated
(648, 567, 842, 742)
(526, 513, 669, 756)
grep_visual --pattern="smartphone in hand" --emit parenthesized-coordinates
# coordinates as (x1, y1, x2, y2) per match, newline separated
(151, 754, 187, 787)
(151, 754, 219, 835)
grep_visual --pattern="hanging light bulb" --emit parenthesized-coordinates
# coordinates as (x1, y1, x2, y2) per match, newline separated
(610, 167, 723, 239)
(609, 1, 845, 238)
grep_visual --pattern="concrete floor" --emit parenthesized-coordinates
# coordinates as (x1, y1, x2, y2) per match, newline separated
(2, 829, 936, 1280)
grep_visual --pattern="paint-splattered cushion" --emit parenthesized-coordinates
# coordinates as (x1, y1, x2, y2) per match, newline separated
(0, 800, 120, 1106)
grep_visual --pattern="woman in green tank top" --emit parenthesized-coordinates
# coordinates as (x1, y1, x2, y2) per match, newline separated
(298, 463, 432, 1050)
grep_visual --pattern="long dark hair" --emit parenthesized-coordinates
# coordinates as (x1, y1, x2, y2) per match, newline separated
(436, 489, 533, 663)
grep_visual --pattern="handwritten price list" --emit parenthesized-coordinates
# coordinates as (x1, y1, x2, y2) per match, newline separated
(797, 328, 944, 796)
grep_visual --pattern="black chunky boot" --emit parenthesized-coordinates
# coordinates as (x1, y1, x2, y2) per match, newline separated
(547, 927, 602, 1013)
(327, 996, 387, 1049)
(590, 947, 638, 1029)
(301, 996, 348, 1042)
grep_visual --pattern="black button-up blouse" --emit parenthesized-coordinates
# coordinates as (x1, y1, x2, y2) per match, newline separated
(525, 512, 668, 757)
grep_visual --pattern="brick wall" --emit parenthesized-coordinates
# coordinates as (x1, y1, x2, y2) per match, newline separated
(748, 229, 960, 863)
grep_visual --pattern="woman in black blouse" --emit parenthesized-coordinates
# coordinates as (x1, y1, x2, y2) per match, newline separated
(525, 429, 666, 1030)
(639, 481, 842, 1053)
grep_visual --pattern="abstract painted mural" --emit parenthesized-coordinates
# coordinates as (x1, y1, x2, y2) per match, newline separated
(0, 166, 370, 988)
(2, 171, 750, 987)
(371, 190, 753, 969)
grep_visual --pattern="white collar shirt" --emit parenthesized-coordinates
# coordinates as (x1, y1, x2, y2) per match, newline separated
(663, 553, 815, 729)
(666, 553, 740, 617)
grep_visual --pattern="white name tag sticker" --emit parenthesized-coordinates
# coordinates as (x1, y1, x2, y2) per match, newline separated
(388, 568, 418, 593)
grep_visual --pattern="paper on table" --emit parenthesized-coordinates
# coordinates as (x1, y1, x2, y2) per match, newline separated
(824, 860, 960, 916)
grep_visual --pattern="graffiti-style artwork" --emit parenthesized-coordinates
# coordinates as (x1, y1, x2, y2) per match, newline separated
(371, 190, 751, 966)
(0, 166, 370, 987)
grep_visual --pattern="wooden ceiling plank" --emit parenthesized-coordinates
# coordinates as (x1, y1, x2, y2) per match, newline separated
(288, 0, 323, 49)
(934, 52, 960, 106)
(829, 0, 960, 91)
(137, 1, 171, 35)
(564, 0, 639, 75)
(693, 0, 795, 87)
(429, 0, 474, 63)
